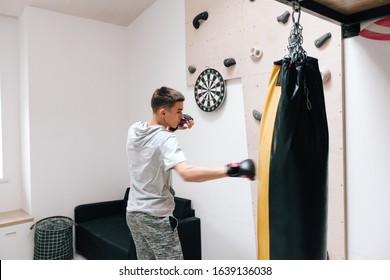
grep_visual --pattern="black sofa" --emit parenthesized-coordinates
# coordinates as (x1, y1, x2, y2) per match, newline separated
(74, 187, 201, 260)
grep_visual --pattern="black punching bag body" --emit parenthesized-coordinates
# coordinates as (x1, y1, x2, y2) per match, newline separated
(258, 57, 329, 260)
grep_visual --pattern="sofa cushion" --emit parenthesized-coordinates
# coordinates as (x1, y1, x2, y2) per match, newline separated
(76, 214, 136, 260)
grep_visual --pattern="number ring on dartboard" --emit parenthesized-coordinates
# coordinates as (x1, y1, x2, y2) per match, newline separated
(194, 68, 226, 112)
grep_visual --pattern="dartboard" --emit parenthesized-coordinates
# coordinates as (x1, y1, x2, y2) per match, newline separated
(194, 68, 226, 112)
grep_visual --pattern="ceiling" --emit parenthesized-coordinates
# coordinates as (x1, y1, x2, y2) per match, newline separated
(275, 0, 390, 25)
(0, 0, 156, 26)
(1, 0, 388, 31)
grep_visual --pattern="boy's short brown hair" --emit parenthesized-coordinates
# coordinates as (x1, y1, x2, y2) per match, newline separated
(151, 87, 185, 113)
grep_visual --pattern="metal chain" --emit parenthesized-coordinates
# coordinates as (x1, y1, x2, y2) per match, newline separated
(304, 76, 312, 110)
(287, 1, 307, 63)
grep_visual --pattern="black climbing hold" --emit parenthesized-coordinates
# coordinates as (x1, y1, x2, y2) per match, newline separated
(193, 11, 209, 29)
(314, 32, 332, 48)
(277, 11, 290, 24)
(224, 58, 236, 67)
(188, 65, 196, 74)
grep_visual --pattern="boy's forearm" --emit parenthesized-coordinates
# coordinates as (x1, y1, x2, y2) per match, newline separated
(174, 162, 227, 182)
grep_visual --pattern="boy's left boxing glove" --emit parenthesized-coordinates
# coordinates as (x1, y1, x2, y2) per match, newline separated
(227, 159, 256, 180)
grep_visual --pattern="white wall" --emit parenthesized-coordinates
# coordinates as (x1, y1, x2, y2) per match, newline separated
(178, 79, 256, 259)
(344, 36, 390, 259)
(19, 7, 131, 220)
(127, 0, 255, 259)
(126, 0, 188, 120)
(0, 16, 23, 212)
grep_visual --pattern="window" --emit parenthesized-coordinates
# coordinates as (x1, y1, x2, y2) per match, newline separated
(0, 77, 4, 180)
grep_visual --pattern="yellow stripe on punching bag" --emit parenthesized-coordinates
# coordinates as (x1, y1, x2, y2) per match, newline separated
(257, 64, 282, 260)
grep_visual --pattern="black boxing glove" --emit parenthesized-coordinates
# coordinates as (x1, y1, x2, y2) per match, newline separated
(179, 114, 193, 126)
(227, 159, 256, 181)
(169, 114, 193, 132)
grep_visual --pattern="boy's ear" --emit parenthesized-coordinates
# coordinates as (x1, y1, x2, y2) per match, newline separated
(159, 107, 166, 118)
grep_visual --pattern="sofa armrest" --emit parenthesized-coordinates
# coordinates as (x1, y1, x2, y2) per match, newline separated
(75, 200, 123, 223)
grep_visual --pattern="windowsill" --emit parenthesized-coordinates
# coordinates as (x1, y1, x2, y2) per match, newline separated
(0, 178, 9, 184)
(0, 209, 34, 228)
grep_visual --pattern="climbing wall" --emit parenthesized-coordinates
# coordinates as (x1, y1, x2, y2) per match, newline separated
(185, 0, 345, 259)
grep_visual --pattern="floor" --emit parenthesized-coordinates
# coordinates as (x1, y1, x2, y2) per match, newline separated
(73, 252, 86, 260)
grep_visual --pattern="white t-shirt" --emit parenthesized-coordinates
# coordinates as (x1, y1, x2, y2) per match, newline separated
(126, 122, 186, 216)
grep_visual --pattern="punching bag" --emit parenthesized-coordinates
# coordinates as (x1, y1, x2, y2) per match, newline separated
(257, 56, 329, 260)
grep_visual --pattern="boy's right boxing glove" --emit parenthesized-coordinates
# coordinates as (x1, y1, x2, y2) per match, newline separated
(169, 114, 193, 132)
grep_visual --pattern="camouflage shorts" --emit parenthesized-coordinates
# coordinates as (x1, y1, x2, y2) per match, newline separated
(126, 211, 183, 260)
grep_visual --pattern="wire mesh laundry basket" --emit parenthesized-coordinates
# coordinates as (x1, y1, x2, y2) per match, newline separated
(31, 216, 74, 260)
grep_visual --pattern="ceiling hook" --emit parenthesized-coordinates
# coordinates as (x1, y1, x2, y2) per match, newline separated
(293, 1, 300, 13)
